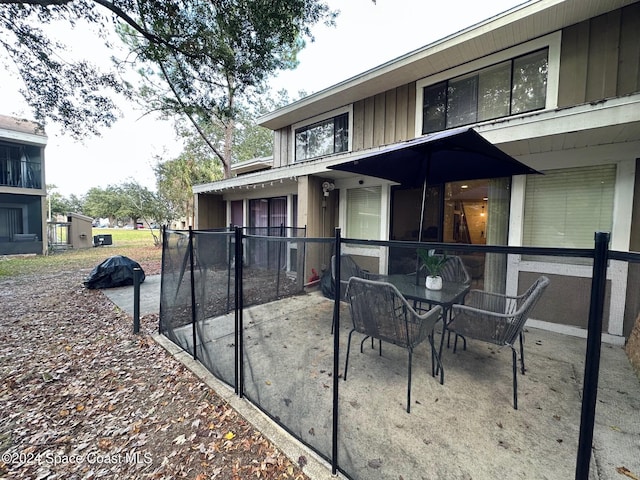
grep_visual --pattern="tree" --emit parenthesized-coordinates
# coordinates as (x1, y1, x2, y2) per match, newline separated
(83, 185, 122, 225)
(232, 88, 302, 163)
(47, 185, 71, 219)
(0, 1, 335, 150)
(153, 88, 298, 225)
(117, 180, 174, 245)
(67, 193, 85, 214)
(116, 1, 335, 178)
(153, 145, 222, 229)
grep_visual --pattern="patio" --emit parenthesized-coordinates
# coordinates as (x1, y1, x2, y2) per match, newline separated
(156, 288, 640, 480)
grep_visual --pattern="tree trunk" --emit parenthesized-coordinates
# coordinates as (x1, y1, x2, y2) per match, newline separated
(223, 123, 233, 178)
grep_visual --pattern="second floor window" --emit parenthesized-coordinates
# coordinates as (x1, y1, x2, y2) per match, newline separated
(295, 113, 349, 161)
(0, 143, 42, 189)
(422, 49, 548, 134)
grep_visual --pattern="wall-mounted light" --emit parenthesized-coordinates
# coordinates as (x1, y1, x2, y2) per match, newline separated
(322, 181, 335, 197)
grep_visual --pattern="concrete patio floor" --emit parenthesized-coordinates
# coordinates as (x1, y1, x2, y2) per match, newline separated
(104, 276, 640, 480)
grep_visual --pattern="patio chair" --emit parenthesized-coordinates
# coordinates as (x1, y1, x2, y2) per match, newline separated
(331, 254, 384, 301)
(446, 275, 550, 409)
(439, 255, 471, 347)
(410, 254, 471, 287)
(344, 277, 443, 413)
(441, 255, 472, 284)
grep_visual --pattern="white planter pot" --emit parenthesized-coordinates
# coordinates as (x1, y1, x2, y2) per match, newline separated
(425, 275, 443, 290)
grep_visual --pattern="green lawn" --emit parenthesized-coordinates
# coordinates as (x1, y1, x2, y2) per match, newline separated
(0, 228, 163, 278)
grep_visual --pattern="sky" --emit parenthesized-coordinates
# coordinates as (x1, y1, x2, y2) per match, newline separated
(1, 0, 527, 198)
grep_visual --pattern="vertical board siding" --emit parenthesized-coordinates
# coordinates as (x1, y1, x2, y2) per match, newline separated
(395, 84, 409, 142)
(351, 84, 417, 153)
(618, 2, 640, 96)
(406, 82, 416, 140)
(384, 89, 397, 145)
(558, 21, 589, 107)
(274, 128, 289, 168)
(373, 93, 386, 147)
(352, 100, 365, 151)
(586, 10, 620, 101)
(363, 97, 375, 149)
(278, 82, 418, 165)
(559, 5, 639, 107)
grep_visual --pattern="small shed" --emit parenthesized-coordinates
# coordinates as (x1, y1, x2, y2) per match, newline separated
(67, 213, 93, 249)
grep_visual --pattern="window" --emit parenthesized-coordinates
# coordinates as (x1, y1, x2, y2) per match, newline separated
(347, 186, 381, 239)
(295, 113, 349, 161)
(230, 200, 243, 227)
(523, 165, 616, 248)
(248, 197, 288, 270)
(0, 207, 23, 238)
(249, 197, 287, 233)
(422, 49, 548, 134)
(0, 143, 42, 189)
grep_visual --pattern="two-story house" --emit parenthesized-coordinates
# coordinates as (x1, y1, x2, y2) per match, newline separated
(193, 0, 640, 343)
(0, 115, 48, 255)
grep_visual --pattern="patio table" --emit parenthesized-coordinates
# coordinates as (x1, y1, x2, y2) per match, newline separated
(385, 274, 470, 384)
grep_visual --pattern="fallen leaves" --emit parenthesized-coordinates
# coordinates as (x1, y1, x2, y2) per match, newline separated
(617, 466, 640, 480)
(0, 263, 310, 479)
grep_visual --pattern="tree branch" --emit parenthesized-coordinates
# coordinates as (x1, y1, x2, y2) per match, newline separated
(157, 60, 225, 164)
(0, 0, 195, 60)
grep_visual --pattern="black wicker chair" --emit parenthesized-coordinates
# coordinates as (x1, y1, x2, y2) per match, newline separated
(331, 254, 384, 301)
(446, 276, 550, 409)
(344, 277, 443, 413)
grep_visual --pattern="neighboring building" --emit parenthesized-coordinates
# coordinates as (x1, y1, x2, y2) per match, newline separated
(194, 0, 640, 343)
(0, 115, 48, 255)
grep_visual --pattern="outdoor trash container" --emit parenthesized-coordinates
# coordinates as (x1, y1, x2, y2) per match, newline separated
(93, 234, 113, 246)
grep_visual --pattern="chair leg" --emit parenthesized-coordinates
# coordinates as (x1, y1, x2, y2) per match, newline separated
(519, 332, 526, 374)
(344, 329, 355, 381)
(511, 346, 518, 410)
(359, 336, 382, 355)
(429, 333, 444, 385)
(407, 348, 413, 413)
(436, 324, 447, 381)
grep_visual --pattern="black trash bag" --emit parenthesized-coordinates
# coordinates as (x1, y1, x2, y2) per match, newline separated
(84, 255, 145, 289)
(320, 268, 335, 300)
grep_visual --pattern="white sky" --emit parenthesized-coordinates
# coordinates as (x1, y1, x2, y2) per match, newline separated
(0, 0, 527, 197)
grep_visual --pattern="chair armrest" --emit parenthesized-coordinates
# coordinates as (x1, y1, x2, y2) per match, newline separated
(464, 289, 522, 314)
(404, 303, 443, 344)
(451, 303, 516, 320)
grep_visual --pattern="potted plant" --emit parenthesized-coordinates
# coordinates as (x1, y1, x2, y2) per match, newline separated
(417, 248, 448, 290)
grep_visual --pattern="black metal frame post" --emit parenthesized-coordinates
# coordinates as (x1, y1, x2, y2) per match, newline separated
(331, 228, 341, 476)
(158, 225, 167, 334)
(188, 227, 197, 361)
(133, 267, 141, 334)
(575, 231, 610, 479)
(235, 227, 244, 397)
(227, 223, 234, 313)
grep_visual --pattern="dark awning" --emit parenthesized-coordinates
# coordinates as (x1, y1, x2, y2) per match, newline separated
(328, 127, 540, 188)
